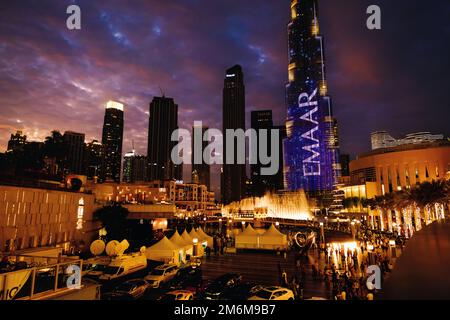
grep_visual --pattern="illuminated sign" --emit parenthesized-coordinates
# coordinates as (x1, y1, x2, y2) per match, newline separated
(298, 88, 321, 176)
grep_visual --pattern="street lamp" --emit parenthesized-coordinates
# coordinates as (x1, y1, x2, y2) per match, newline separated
(193, 238, 199, 257)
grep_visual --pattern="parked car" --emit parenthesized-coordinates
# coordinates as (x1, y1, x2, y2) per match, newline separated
(102, 279, 150, 300)
(189, 257, 202, 268)
(248, 286, 295, 300)
(145, 264, 179, 288)
(221, 282, 264, 300)
(158, 290, 194, 301)
(168, 266, 202, 291)
(204, 273, 242, 300)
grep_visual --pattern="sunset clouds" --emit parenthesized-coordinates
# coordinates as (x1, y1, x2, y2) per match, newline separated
(1, 0, 449, 193)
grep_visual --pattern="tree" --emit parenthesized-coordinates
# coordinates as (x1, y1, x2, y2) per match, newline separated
(93, 204, 129, 241)
(70, 177, 83, 191)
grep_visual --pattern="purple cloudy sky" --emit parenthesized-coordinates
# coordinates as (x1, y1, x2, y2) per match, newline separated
(1, 0, 449, 194)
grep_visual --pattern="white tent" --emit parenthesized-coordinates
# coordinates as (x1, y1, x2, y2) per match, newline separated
(170, 230, 193, 256)
(189, 228, 202, 242)
(235, 224, 260, 249)
(145, 236, 183, 265)
(196, 227, 213, 247)
(181, 229, 194, 245)
(259, 224, 288, 250)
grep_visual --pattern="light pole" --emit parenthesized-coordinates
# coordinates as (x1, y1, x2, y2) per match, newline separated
(193, 238, 199, 257)
(351, 221, 356, 240)
(319, 222, 325, 247)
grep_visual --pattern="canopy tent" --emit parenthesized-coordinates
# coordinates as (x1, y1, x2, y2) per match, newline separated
(196, 227, 213, 247)
(189, 228, 202, 242)
(259, 224, 288, 250)
(181, 229, 194, 245)
(169, 230, 193, 256)
(145, 236, 183, 265)
(235, 224, 260, 249)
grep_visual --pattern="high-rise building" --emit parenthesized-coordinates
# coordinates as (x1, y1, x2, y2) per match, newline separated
(7, 131, 27, 153)
(84, 140, 104, 182)
(273, 124, 287, 191)
(101, 101, 124, 183)
(251, 110, 273, 196)
(147, 96, 182, 181)
(371, 131, 445, 150)
(221, 65, 246, 205)
(340, 154, 350, 177)
(63, 131, 85, 175)
(284, 0, 340, 193)
(250, 111, 287, 196)
(191, 124, 210, 189)
(123, 150, 148, 183)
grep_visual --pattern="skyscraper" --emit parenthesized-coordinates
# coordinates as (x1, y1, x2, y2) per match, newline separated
(63, 131, 85, 175)
(7, 131, 27, 153)
(191, 124, 210, 189)
(147, 96, 182, 181)
(251, 110, 274, 196)
(123, 150, 148, 183)
(273, 124, 287, 191)
(250, 111, 287, 196)
(284, 0, 340, 193)
(101, 100, 124, 183)
(84, 140, 104, 182)
(221, 65, 246, 204)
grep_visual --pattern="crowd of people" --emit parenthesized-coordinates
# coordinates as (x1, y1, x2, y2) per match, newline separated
(275, 230, 403, 300)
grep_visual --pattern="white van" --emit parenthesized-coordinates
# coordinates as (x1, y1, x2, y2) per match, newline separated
(99, 254, 147, 281)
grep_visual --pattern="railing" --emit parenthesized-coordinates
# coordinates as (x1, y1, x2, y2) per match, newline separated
(0, 259, 84, 300)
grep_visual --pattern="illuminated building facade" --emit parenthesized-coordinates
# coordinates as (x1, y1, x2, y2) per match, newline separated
(350, 141, 450, 196)
(371, 131, 445, 150)
(123, 150, 147, 183)
(284, 0, 340, 193)
(101, 101, 124, 183)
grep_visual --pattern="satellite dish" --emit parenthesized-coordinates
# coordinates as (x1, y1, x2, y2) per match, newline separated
(90, 240, 106, 256)
(114, 239, 130, 256)
(105, 240, 120, 257)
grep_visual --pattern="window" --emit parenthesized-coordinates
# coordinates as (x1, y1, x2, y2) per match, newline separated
(76, 198, 84, 230)
(435, 166, 440, 178)
(405, 168, 411, 189)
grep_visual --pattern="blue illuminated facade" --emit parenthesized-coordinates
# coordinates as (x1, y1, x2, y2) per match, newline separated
(284, 0, 340, 192)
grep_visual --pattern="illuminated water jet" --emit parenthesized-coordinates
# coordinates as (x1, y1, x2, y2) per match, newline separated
(222, 191, 312, 221)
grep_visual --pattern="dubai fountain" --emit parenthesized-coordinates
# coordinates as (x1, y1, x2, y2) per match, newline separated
(222, 191, 312, 221)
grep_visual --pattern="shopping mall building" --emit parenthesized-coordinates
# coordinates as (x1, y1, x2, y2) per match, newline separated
(339, 140, 450, 233)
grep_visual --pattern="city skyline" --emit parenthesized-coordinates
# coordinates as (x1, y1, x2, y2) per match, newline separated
(1, 0, 450, 305)
(1, 0, 449, 196)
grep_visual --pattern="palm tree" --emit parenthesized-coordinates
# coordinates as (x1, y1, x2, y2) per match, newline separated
(372, 193, 395, 231)
(401, 180, 449, 228)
